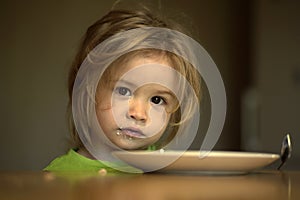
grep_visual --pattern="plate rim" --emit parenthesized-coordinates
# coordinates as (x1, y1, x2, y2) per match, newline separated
(112, 150, 280, 173)
(113, 150, 280, 159)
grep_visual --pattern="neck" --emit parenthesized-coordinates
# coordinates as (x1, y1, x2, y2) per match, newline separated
(77, 148, 96, 160)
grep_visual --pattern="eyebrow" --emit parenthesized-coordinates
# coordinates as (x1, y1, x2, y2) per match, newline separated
(111, 79, 137, 88)
(111, 79, 176, 98)
(155, 90, 175, 98)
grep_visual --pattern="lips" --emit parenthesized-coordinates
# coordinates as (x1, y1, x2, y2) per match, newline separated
(119, 127, 147, 139)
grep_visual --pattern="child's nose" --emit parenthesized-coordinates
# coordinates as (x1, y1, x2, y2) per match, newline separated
(127, 98, 148, 122)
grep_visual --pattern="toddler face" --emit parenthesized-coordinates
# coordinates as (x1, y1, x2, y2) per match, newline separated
(96, 57, 179, 150)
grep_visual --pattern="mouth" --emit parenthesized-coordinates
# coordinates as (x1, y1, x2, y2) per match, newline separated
(117, 127, 147, 139)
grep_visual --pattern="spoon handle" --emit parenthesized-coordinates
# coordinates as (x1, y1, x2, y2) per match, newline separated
(277, 133, 292, 170)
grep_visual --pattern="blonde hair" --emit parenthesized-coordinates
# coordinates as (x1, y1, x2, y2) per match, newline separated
(68, 9, 201, 149)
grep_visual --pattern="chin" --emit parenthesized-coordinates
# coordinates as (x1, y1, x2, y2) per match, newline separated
(115, 141, 148, 150)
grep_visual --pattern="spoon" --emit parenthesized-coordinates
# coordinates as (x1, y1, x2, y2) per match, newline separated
(277, 133, 292, 170)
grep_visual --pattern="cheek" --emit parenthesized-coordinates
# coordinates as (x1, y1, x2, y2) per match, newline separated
(95, 97, 115, 132)
(149, 105, 168, 126)
(111, 98, 129, 126)
(96, 108, 109, 127)
(96, 85, 114, 110)
(95, 96, 112, 116)
(142, 106, 170, 137)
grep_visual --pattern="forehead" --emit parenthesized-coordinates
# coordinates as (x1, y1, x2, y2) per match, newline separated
(112, 52, 172, 78)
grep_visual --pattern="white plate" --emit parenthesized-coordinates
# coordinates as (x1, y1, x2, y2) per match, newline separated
(112, 150, 280, 173)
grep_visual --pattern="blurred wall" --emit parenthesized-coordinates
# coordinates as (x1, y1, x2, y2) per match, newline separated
(0, 0, 114, 170)
(241, 0, 300, 169)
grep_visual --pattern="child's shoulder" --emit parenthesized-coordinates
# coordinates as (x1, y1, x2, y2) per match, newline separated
(43, 149, 107, 172)
(43, 149, 143, 174)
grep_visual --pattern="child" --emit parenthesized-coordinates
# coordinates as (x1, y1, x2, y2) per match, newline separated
(44, 8, 201, 173)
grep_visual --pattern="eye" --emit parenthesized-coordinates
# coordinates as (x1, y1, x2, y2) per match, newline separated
(151, 96, 166, 105)
(116, 87, 131, 96)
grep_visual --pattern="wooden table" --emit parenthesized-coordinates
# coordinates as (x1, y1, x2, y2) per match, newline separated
(1, 171, 299, 200)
